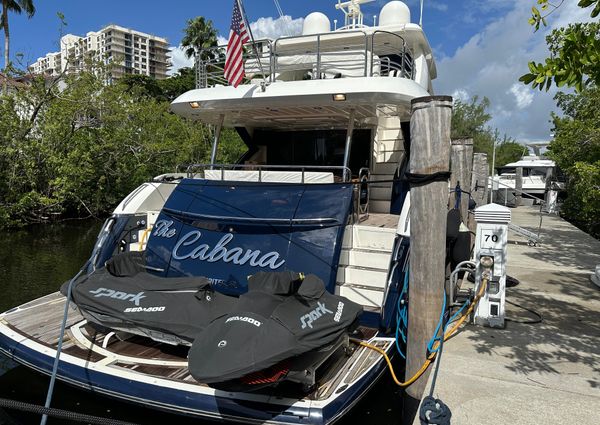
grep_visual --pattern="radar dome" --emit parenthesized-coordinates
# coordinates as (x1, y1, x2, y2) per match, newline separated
(302, 12, 331, 35)
(379, 1, 411, 27)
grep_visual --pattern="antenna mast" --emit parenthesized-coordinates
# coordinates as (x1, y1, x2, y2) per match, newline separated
(335, 0, 375, 29)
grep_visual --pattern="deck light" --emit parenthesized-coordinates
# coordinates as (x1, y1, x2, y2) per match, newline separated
(333, 94, 346, 101)
(189, 101, 201, 109)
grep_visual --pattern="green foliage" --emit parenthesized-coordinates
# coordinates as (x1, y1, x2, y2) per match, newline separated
(451, 96, 523, 168)
(522, 1, 600, 92)
(118, 67, 196, 102)
(530, 0, 600, 30)
(548, 86, 600, 236)
(118, 74, 166, 100)
(0, 67, 245, 228)
(181, 16, 219, 60)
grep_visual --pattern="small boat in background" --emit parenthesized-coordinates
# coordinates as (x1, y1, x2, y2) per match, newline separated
(492, 142, 566, 204)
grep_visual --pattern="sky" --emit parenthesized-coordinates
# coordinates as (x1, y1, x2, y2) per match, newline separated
(4, 0, 594, 143)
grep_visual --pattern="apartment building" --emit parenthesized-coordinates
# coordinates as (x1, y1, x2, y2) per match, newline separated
(29, 24, 171, 80)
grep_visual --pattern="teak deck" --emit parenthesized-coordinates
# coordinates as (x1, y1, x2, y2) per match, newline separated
(1, 292, 386, 400)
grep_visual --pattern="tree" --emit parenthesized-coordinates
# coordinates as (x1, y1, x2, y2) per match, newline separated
(1, 0, 35, 93)
(451, 96, 523, 170)
(0, 64, 245, 227)
(181, 16, 218, 60)
(159, 67, 196, 100)
(548, 87, 600, 237)
(521, 1, 600, 92)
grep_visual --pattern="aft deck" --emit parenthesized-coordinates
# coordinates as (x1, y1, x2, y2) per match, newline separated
(0, 292, 388, 402)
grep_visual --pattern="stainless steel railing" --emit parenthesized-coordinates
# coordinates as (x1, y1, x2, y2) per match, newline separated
(180, 163, 353, 182)
(195, 30, 414, 88)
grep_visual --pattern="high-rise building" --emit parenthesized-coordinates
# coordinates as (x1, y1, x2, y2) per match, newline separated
(29, 24, 171, 80)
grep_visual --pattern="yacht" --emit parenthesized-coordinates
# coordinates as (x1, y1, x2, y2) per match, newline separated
(492, 142, 565, 202)
(0, 2, 437, 423)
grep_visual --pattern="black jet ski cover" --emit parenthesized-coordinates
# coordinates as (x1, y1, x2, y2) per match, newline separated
(62, 251, 237, 344)
(188, 273, 362, 383)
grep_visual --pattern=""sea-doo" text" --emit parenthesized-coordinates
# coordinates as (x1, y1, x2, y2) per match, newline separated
(225, 316, 262, 327)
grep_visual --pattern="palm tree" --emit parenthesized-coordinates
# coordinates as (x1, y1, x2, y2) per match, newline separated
(181, 16, 218, 61)
(1, 0, 35, 93)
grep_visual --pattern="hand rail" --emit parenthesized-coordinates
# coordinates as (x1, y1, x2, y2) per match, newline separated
(179, 163, 353, 182)
(195, 30, 415, 88)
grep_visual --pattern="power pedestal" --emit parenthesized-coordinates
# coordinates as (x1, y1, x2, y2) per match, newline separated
(473, 203, 511, 328)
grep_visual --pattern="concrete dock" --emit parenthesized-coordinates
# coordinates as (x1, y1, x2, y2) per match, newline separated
(414, 206, 600, 424)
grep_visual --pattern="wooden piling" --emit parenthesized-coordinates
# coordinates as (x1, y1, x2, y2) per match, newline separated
(450, 138, 474, 221)
(515, 166, 523, 207)
(470, 153, 489, 207)
(405, 96, 452, 413)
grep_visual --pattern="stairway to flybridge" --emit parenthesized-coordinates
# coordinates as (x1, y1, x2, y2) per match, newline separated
(337, 218, 398, 310)
(369, 116, 406, 214)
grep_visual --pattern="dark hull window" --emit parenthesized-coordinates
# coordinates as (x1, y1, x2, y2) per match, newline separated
(254, 129, 371, 177)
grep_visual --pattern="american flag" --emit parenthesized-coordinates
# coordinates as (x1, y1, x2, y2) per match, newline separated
(224, 0, 250, 87)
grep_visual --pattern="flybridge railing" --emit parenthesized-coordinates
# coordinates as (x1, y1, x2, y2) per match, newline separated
(195, 31, 414, 88)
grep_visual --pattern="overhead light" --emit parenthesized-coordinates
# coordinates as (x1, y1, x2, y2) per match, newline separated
(332, 94, 346, 102)
(189, 101, 200, 109)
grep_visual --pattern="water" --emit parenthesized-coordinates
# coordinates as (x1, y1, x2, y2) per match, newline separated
(0, 221, 403, 425)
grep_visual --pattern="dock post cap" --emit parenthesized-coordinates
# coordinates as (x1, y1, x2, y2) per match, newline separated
(474, 203, 511, 224)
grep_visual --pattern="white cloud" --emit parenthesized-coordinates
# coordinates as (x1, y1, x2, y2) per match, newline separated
(434, 0, 593, 142)
(169, 45, 194, 75)
(217, 15, 304, 45)
(508, 83, 534, 109)
(250, 15, 304, 39)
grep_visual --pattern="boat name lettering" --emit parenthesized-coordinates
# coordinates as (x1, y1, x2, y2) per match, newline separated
(300, 302, 333, 329)
(153, 220, 177, 238)
(89, 287, 146, 306)
(225, 316, 262, 327)
(172, 231, 285, 270)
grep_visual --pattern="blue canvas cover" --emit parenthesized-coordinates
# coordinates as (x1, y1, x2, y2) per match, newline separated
(145, 179, 353, 295)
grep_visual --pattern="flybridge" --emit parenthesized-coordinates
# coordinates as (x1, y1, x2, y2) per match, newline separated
(193, 1, 429, 89)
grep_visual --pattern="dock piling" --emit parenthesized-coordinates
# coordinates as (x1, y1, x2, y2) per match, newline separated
(405, 96, 453, 416)
(515, 166, 523, 207)
(450, 138, 474, 221)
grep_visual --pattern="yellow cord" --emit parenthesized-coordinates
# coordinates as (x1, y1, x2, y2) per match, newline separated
(138, 227, 153, 252)
(352, 277, 489, 388)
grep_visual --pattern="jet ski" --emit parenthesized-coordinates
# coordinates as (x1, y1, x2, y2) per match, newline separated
(188, 272, 363, 386)
(63, 255, 363, 388)
(61, 251, 238, 346)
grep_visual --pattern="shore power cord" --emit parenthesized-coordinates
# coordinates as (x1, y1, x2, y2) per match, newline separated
(351, 258, 492, 424)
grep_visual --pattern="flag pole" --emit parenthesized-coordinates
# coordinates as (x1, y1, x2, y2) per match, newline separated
(237, 0, 269, 91)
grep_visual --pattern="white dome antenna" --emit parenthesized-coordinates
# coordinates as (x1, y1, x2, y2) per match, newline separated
(335, 0, 375, 29)
(302, 12, 331, 35)
(379, 1, 411, 27)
